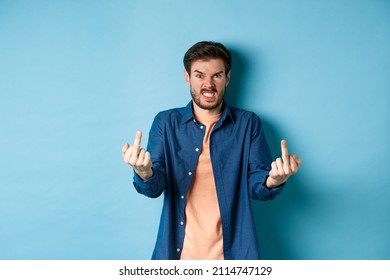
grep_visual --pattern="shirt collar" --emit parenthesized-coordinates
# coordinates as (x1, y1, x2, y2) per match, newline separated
(181, 100, 235, 124)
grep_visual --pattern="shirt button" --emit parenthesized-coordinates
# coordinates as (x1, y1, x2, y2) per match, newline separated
(195, 148, 199, 152)
(181, 195, 185, 199)
(180, 221, 184, 225)
(177, 248, 181, 252)
(200, 125, 204, 129)
(188, 172, 192, 176)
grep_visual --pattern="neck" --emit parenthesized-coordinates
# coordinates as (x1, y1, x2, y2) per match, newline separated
(192, 101, 223, 118)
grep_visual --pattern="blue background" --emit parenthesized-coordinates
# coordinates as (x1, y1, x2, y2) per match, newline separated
(1, 0, 389, 260)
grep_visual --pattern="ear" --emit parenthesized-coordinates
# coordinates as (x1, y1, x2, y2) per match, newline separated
(225, 71, 231, 86)
(184, 69, 190, 86)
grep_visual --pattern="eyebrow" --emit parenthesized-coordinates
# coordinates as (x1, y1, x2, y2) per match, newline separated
(193, 70, 225, 76)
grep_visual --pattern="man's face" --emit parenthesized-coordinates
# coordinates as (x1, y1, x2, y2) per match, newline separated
(185, 58, 230, 112)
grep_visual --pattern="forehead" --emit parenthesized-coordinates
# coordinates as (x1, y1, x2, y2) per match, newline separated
(190, 58, 226, 73)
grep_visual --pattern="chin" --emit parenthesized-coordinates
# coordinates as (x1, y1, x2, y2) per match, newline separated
(200, 101, 223, 110)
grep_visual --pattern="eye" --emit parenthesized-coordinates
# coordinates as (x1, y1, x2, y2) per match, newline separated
(213, 73, 223, 79)
(195, 73, 203, 79)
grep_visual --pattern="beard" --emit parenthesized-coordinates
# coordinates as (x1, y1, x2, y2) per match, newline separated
(190, 85, 225, 111)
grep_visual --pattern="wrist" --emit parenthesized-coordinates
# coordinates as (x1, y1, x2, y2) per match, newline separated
(135, 168, 154, 181)
(266, 175, 286, 189)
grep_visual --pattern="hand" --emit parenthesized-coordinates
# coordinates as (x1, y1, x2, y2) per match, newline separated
(266, 140, 302, 189)
(122, 130, 153, 180)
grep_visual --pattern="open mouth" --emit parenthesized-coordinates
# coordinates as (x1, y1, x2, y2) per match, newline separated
(201, 89, 217, 99)
(202, 91, 216, 98)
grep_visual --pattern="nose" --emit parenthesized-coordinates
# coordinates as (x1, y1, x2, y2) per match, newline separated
(204, 76, 215, 87)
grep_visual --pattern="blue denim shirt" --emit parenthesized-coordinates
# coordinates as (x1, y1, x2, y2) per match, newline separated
(133, 101, 284, 260)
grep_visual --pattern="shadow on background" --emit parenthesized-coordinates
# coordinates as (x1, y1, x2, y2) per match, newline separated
(224, 47, 250, 107)
(226, 46, 310, 260)
(252, 119, 311, 260)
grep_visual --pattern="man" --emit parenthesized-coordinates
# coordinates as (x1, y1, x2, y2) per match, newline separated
(122, 41, 302, 260)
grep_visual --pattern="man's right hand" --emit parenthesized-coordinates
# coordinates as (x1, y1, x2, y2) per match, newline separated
(122, 130, 153, 181)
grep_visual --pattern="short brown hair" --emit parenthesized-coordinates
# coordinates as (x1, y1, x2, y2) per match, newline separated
(183, 41, 232, 75)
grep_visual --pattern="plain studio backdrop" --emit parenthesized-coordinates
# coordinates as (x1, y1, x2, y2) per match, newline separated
(0, 0, 389, 260)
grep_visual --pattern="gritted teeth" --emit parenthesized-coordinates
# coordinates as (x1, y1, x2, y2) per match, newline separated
(201, 89, 217, 97)
(203, 92, 215, 97)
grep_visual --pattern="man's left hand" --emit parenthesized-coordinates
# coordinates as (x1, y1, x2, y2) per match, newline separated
(266, 140, 302, 189)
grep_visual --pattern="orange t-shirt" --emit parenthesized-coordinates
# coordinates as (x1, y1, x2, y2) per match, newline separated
(180, 112, 223, 260)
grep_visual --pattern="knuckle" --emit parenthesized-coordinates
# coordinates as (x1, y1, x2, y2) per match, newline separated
(124, 154, 131, 163)
(291, 166, 296, 173)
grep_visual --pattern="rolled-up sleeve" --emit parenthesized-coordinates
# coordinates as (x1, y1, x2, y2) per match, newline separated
(132, 113, 167, 198)
(247, 113, 284, 200)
